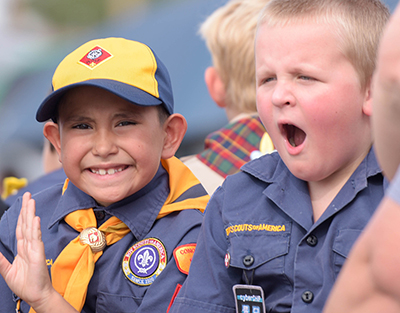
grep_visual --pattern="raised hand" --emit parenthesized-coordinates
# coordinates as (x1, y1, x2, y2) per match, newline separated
(0, 192, 78, 313)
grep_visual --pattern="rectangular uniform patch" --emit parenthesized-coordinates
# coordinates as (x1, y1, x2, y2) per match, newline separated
(173, 243, 196, 275)
(226, 223, 287, 237)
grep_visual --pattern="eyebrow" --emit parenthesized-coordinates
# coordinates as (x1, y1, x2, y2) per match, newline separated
(62, 110, 144, 123)
(112, 111, 144, 119)
(63, 115, 92, 122)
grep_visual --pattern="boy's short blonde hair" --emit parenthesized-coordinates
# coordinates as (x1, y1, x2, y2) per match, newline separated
(199, 0, 271, 114)
(257, 0, 390, 90)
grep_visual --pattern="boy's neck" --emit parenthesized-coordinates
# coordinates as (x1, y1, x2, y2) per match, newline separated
(308, 149, 370, 223)
(308, 178, 346, 223)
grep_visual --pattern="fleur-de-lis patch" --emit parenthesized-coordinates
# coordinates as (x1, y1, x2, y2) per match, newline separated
(136, 248, 155, 274)
(122, 238, 167, 286)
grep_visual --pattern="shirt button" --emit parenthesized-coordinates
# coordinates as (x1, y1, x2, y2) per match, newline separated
(306, 234, 318, 247)
(301, 291, 314, 303)
(95, 210, 105, 220)
(243, 255, 254, 267)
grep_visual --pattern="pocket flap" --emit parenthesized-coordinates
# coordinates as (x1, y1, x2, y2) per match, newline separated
(226, 222, 291, 270)
(332, 229, 362, 258)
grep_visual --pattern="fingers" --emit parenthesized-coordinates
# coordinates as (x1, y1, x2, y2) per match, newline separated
(16, 192, 39, 258)
(15, 194, 27, 242)
(25, 195, 36, 243)
(33, 216, 42, 243)
(21, 194, 45, 263)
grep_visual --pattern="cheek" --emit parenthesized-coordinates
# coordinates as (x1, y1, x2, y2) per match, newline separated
(256, 94, 273, 130)
(305, 92, 345, 127)
(306, 98, 357, 150)
(60, 138, 86, 166)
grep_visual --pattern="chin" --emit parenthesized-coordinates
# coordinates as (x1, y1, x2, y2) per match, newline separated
(94, 194, 126, 207)
(286, 165, 319, 182)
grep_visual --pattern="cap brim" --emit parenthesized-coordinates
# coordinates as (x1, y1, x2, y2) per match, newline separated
(36, 79, 164, 122)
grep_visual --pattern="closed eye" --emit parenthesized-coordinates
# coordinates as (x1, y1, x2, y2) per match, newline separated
(259, 76, 276, 86)
(298, 75, 314, 81)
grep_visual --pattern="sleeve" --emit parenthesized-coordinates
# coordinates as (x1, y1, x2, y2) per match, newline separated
(169, 189, 240, 313)
(0, 204, 20, 312)
(387, 166, 400, 205)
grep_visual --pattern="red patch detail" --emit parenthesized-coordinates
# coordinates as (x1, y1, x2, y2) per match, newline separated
(79, 46, 112, 69)
(88, 231, 100, 244)
(173, 243, 196, 275)
(166, 284, 182, 313)
(225, 252, 230, 268)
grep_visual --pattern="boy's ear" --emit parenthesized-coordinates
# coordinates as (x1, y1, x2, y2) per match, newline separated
(161, 113, 187, 159)
(43, 121, 62, 163)
(362, 79, 373, 116)
(205, 66, 227, 108)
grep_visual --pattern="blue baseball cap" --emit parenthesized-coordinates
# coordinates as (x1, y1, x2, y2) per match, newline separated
(36, 37, 174, 122)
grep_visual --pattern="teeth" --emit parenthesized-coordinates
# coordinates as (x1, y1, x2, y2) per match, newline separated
(91, 167, 124, 175)
(289, 137, 296, 147)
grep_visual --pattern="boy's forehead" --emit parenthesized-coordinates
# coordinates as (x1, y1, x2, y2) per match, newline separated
(256, 19, 341, 51)
(254, 21, 359, 82)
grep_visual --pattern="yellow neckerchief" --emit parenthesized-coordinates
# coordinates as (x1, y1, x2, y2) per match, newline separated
(28, 157, 209, 313)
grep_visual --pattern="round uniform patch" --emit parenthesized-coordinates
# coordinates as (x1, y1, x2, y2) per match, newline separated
(122, 238, 167, 286)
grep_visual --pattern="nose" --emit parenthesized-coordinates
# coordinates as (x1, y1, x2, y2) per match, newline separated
(92, 129, 118, 158)
(271, 81, 295, 107)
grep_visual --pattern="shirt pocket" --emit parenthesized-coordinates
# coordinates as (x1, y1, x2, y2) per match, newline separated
(332, 229, 362, 277)
(96, 292, 143, 313)
(226, 222, 291, 295)
(228, 233, 290, 270)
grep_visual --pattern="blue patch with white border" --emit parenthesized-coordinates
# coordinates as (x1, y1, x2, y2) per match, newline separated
(122, 238, 167, 286)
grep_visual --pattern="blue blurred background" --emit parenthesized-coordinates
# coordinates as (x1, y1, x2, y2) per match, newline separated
(0, 0, 398, 185)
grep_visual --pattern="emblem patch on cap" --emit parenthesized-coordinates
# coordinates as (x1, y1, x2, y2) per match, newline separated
(173, 243, 196, 275)
(122, 238, 167, 286)
(79, 46, 113, 69)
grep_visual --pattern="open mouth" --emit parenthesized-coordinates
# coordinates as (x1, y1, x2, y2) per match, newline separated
(283, 124, 306, 147)
(90, 166, 128, 176)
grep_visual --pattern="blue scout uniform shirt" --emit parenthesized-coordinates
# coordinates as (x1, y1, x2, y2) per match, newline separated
(171, 148, 384, 313)
(0, 163, 206, 313)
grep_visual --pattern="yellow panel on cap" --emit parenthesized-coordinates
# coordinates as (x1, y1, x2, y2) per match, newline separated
(52, 38, 159, 98)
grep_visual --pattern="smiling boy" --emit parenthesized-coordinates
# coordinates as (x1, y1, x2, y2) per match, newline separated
(49, 86, 170, 207)
(0, 37, 209, 313)
(170, 1, 389, 313)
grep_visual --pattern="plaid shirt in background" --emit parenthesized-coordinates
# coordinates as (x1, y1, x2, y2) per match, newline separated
(196, 116, 266, 178)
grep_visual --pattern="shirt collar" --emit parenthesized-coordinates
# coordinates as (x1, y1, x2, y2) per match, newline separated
(242, 147, 381, 185)
(241, 147, 382, 230)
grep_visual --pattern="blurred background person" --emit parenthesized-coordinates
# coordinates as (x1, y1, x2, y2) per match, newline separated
(182, 0, 275, 195)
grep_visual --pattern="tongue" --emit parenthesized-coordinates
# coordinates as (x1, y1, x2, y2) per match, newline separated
(288, 125, 306, 147)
